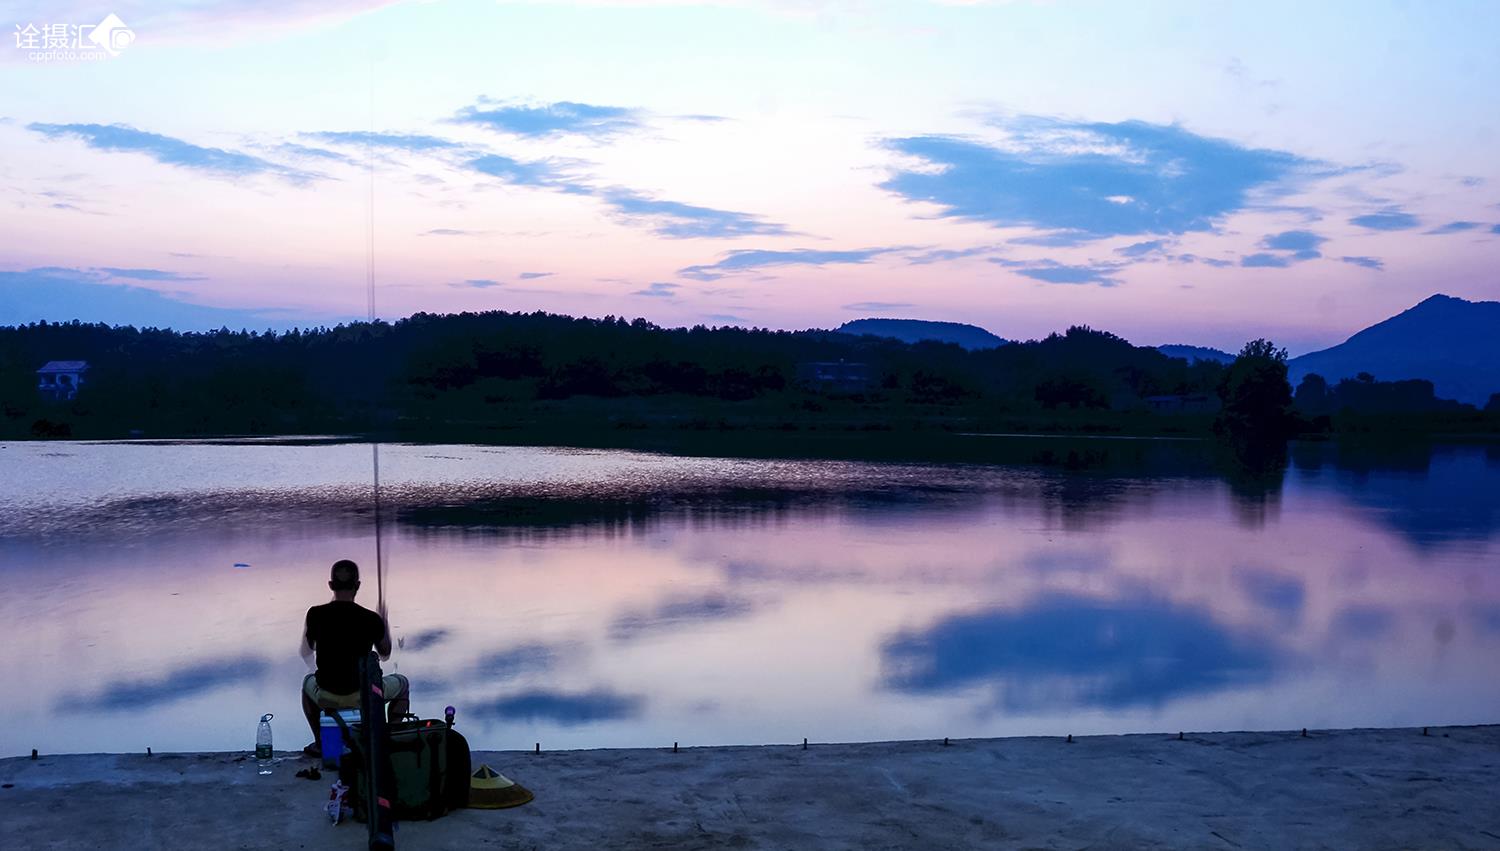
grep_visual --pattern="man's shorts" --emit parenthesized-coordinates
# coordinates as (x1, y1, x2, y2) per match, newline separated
(303, 672, 409, 710)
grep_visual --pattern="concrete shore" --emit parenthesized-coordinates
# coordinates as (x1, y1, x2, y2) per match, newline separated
(3, 726, 1497, 850)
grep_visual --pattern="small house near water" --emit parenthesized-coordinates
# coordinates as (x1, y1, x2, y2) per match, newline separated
(796, 360, 873, 393)
(1143, 393, 1218, 414)
(36, 360, 90, 401)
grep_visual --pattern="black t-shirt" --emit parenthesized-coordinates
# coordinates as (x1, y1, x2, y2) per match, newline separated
(305, 600, 385, 694)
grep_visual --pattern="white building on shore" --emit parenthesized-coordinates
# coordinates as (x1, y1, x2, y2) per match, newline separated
(36, 360, 90, 401)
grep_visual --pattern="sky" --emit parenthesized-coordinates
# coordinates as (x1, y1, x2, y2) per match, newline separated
(2, 0, 1498, 354)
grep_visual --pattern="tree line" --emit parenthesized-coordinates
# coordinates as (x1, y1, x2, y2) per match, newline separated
(1, 312, 1494, 441)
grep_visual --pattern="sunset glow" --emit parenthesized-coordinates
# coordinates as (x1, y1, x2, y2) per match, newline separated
(3, 0, 1499, 353)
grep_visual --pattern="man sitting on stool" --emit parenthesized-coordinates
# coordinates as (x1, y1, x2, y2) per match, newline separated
(300, 559, 410, 755)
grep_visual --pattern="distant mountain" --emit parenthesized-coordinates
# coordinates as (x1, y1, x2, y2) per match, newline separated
(837, 318, 1007, 350)
(1288, 294, 1500, 406)
(1155, 344, 1234, 364)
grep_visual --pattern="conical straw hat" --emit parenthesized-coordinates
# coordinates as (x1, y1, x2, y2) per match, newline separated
(469, 764, 534, 809)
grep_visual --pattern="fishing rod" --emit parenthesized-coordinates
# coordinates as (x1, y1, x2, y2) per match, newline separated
(367, 87, 386, 621)
(362, 60, 396, 851)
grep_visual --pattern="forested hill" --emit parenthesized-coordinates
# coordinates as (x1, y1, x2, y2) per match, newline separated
(1155, 344, 1234, 364)
(1288, 294, 1500, 406)
(836, 318, 1008, 350)
(0, 311, 1227, 439)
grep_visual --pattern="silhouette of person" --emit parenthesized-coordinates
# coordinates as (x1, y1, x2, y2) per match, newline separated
(300, 559, 410, 753)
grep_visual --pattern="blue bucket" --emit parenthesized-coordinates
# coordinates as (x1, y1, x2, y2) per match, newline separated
(318, 709, 361, 768)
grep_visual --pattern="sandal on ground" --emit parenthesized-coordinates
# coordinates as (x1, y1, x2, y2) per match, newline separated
(302, 742, 322, 757)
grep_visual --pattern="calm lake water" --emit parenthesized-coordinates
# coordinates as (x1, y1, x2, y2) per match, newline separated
(2, 437, 1498, 756)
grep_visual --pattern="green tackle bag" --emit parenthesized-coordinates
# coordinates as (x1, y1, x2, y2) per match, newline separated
(339, 716, 472, 822)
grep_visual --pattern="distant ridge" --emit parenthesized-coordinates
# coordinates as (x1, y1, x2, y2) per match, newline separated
(837, 318, 1007, 350)
(1155, 344, 1234, 364)
(1288, 294, 1500, 406)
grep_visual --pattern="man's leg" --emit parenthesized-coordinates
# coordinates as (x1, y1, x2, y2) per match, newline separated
(383, 674, 410, 721)
(301, 674, 322, 743)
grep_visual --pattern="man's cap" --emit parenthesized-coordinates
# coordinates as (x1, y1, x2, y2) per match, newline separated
(330, 559, 360, 590)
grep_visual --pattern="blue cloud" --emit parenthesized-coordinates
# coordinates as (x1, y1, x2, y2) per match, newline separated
(0, 267, 331, 331)
(518, 271, 553, 280)
(1240, 253, 1292, 268)
(469, 688, 643, 725)
(467, 154, 567, 187)
(994, 258, 1122, 286)
(1349, 209, 1420, 230)
(275, 142, 354, 164)
(422, 228, 481, 236)
(880, 594, 1279, 710)
(1424, 220, 1482, 235)
(903, 246, 1002, 265)
(881, 118, 1318, 238)
(631, 282, 680, 298)
(1116, 239, 1167, 257)
(97, 267, 203, 282)
(28, 122, 314, 182)
(679, 247, 897, 281)
(1261, 230, 1325, 251)
(464, 156, 788, 240)
(1491, 224, 1500, 235)
(454, 100, 640, 139)
(305, 130, 462, 152)
(1007, 230, 1098, 247)
(1174, 253, 1235, 268)
(1340, 255, 1384, 270)
(452, 279, 502, 288)
(598, 188, 789, 239)
(1234, 231, 1325, 268)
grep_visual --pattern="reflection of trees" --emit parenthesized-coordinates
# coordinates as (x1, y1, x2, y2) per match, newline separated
(1292, 438, 1433, 476)
(1214, 437, 1288, 529)
(1292, 442, 1500, 548)
(9, 436, 1490, 552)
(1320, 444, 1494, 549)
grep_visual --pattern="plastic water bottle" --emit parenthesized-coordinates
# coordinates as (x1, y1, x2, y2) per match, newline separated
(256, 713, 274, 775)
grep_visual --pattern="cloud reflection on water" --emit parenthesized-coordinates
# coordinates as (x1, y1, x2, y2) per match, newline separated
(468, 688, 645, 725)
(58, 655, 270, 713)
(471, 641, 574, 681)
(1234, 567, 1306, 622)
(609, 591, 758, 641)
(880, 594, 1280, 710)
(400, 628, 450, 652)
(6, 438, 1500, 752)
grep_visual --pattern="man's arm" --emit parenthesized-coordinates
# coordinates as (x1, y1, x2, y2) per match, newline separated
(300, 610, 316, 669)
(375, 604, 392, 661)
